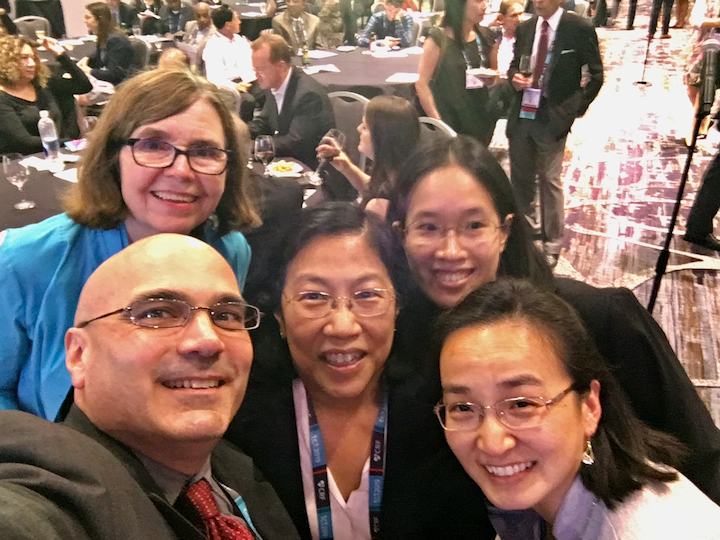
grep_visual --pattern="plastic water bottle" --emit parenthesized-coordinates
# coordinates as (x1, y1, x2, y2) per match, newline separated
(38, 110, 62, 170)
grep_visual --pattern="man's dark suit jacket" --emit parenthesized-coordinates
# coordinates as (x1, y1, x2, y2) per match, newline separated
(61, 406, 301, 540)
(506, 10, 603, 140)
(247, 66, 335, 169)
(225, 321, 497, 540)
(0, 410, 178, 539)
(158, 3, 195, 34)
(118, 2, 139, 28)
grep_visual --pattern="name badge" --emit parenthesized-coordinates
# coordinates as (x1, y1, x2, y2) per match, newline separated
(519, 87, 541, 120)
(466, 70, 485, 89)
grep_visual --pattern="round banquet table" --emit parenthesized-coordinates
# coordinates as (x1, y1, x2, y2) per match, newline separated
(293, 47, 421, 102)
(233, 3, 273, 42)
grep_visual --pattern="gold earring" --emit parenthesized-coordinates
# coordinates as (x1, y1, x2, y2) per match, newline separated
(582, 440, 595, 465)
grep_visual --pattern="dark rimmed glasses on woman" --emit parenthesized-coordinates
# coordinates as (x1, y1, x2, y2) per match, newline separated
(76, 298, 261, 331)
(435, 386, 575, 431)
(283, 288, 395, 319)
(124, 138, 231, 175)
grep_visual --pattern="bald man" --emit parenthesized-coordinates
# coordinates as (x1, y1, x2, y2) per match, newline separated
(184, 1, 216, 46)
(0, 235, 299, 540)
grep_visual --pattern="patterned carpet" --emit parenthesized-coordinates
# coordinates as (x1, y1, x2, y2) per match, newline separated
(490, 1, 720, 425)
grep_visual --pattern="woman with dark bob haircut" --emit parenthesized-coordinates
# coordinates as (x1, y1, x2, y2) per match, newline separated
(387, 135, 720, 505)
(226, 201, 497, 540)
(435, 278, 720, 538)
(0, 67, 261, 422)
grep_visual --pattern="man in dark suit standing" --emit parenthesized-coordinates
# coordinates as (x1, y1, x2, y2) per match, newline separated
(507, 0, 603, 267)
(0, 235, 300, 540)
(247, 34, 335, 169)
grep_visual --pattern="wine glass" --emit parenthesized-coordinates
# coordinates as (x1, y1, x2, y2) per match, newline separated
(35, 29, 46, 46)
(81, 115, 98, 138)
(305, 129, 346, 187)
(519, 55, 533, 77)
(254, 135, 275, 173)
(3, 154, 35, 210)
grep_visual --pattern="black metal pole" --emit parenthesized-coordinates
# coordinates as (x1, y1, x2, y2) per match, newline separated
(634, 34, 653, 87)
(647, 109, 704, 313)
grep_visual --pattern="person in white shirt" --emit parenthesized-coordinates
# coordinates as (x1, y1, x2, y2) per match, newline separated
(496, 0, 523, 78)
(202, 4, 258, 119)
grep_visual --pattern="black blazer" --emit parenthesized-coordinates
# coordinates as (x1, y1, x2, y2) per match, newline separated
(64, 406, 301, 540)
(248, 66, 335, 169)
(118, 2, 139, 28)
(88, 31, 134, 85)
(225, 320, 497, 540)
(0, 410, 178, 540)
(506, 10, 604, 139)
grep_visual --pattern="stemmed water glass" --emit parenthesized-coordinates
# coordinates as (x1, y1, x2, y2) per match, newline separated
(254, 135, 275, 173)
(305, 129, 346, 187)
(3, 153, 35, 210)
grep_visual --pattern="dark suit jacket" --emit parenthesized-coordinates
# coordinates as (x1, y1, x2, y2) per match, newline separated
(118, 2, 139, 28)
(225, 321, 497, 540)
(507, 10, 603, 139)
(88, 31, 134, 85)
(0, 410, 178, 540)
(247, 66, 335, 169)
(64, 406, 301, 540)
(158, 3, 195, 34)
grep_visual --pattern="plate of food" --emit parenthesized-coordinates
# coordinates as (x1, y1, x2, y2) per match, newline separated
(467, 67, 498, 79)
(267, 160, 303, 177)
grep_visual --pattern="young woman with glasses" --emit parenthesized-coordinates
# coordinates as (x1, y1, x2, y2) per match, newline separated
(225, 202, 498, 540)
(0, 68, 260, 422)
(386, 135, 720, 507)
(435, 278, 720, 538)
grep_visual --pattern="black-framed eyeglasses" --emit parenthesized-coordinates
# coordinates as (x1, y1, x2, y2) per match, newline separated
(76, 298, 261, 331)
(434, 386, 575, 431)
(283, 288, 395, 319)
(124, 138, 231, 175)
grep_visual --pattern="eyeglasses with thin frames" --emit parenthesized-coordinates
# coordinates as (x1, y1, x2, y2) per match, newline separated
(435, 386, 575, 431)
(404, 219, 505, 249)
(283, 289, 395, 319)
(76, 298, 261, 331)
(124, 138, 231, 175)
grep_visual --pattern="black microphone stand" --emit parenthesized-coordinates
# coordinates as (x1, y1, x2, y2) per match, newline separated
(634, 34, 653, 87)
(647, 106, 707, 313)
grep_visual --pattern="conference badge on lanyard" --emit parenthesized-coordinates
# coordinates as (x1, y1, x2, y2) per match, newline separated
(464, 33, 487, 89)
(520, 52, 553, 120)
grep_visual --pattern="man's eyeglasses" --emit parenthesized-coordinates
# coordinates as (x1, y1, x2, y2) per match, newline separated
(76, 298, 261, 331)
(404, 219, 503, 248)
(283, 289, 395, 319)
(434, 386, 575, 431)
(124, 138, 231, 175)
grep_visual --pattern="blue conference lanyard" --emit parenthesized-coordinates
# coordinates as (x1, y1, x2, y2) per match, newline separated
(307, 393, 389, 540)
(461, 31, 487, 70)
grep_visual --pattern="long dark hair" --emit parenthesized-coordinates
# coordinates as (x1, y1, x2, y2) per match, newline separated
(86, 2, 115, 47)
(387, 135, 553, 290)
(437, 278, 685, 509)
(362, 96, 420, 206)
